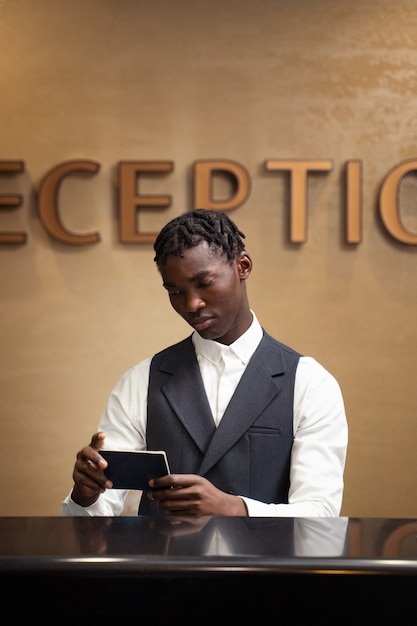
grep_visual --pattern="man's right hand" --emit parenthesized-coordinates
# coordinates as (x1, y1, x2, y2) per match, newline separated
(71, 431, 112, 507)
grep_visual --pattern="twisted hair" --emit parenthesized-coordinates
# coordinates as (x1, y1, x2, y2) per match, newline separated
(153, 209, 246, 265)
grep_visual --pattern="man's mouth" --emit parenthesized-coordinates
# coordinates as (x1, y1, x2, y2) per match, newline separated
(190, 316, 212, 331)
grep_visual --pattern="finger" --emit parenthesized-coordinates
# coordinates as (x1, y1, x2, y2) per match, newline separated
(150, 486, 186, 502)
(90, 431, 106, 449)
(73, 468, 106, 494)
(77, 446, 106, 469)
(75, 470, 112, 494)
(151, 473, 196, 489)
(75, 456, 110, 488)
(160, 501, 199, 515)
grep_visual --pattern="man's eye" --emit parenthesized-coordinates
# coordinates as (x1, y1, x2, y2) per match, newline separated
(198, 279, 213, 289)
(168, 290, 181, 297)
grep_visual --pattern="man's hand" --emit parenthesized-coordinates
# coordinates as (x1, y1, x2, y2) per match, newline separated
(71, 432, 112, 507)
(148, 474, 248, 516)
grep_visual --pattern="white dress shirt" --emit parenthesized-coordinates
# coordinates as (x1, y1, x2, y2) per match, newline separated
(62, 313, 348, 517)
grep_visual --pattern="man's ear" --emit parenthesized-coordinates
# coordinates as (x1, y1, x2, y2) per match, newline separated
(237, 252, 252, 280)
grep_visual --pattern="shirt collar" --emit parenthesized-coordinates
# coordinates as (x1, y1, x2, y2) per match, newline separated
(192, 311, 263, 366)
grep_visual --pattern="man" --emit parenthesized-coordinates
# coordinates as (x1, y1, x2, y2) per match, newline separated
(62, 209, 348, 517)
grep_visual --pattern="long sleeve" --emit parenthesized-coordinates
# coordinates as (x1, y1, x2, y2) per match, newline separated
(241, 357, 348, 517)
(61, 358, 152, 517)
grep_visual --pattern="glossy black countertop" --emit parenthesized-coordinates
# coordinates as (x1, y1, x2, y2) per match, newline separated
(0, 515, 416, 575)
(2, 516, 417, 624)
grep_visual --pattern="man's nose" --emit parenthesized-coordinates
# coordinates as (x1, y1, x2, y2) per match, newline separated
(185, 292, 205, 313)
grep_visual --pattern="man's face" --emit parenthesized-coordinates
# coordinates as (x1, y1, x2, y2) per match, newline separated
(159, 241, 252, 345)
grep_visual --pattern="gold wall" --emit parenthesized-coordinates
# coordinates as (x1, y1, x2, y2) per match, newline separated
(1, 0, 416, 516)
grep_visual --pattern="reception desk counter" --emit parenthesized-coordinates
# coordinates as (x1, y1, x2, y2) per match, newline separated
(1, 516, 416, 622)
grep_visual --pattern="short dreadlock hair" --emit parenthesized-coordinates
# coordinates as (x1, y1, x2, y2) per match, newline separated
(153, 209, 246, 266)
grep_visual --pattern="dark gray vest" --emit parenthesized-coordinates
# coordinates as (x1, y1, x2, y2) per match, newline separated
(140, 331, 301, 514)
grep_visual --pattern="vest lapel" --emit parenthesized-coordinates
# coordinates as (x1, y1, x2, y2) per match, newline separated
(158, 339, 216, 453)
(197, 336, 286, 476)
